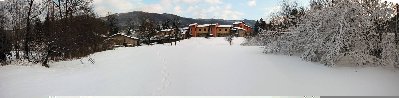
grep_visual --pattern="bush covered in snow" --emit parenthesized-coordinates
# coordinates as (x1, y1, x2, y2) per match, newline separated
(250, 0, 399, 68)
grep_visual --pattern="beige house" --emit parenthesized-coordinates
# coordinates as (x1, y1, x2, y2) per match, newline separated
(195, 24, 210, 37)
(108, 33, 140, 47)
(233, 27, 247, 37)
(189, 22, 251, 37)
(216, 25, 233, 37)
(158, 29, 175, 37)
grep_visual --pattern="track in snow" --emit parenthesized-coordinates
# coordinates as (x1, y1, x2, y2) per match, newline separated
(0, 37, 398, 97)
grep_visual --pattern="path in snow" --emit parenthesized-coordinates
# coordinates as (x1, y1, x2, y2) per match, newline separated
(0, 37, 398, 97)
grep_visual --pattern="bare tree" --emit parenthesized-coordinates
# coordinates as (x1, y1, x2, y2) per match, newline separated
(24, 0, 35, 61)
(106, 12, 119, 35)
(171, 17, 181, 46)
(0, 2, 11, 65)
(138, 16, 157, 45)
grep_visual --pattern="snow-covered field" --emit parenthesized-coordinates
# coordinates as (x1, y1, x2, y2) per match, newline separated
(0, 37, 398, 97)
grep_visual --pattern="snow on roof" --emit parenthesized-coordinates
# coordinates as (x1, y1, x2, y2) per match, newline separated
(179, 28, 188, 34)
(161, 29, 173, 32)
(181, 30, 187, 34)
(203, 24, 211, 26)
(197, 25, 209, 28)
(209, 24, 218, 26)
(233, 27, 245, 30)
(218, 25, 232, 28)
(110, 33, 139, 39)
(233, 22, 242, 24)
(150, 37, 160, 40)
(189, 23, 198, 26)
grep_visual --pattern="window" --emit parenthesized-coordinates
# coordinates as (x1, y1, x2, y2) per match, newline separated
(199, 29, 201, 31)
(204, 29, 207, 31)
(219, 29, 221, 31)
(225, 29, 227, 31)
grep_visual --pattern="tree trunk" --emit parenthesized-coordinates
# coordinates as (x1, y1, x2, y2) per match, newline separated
(58, 0, 63, 19)
(396, 4, 399, 69)
(42, 50, 50, 68)
(147, 37, 150, 45)
(24, 0, 34, 61)
(42, 44, 52, 68)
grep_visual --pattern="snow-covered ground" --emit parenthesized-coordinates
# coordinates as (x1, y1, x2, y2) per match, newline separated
(0, 37, 398, 97)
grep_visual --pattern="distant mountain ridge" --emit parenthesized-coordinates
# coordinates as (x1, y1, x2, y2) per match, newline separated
(102, 11, 256, 29)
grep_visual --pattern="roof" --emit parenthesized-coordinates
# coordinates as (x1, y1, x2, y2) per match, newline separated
(203, 24, 211, 26)
(197, 24, 209, 28)
(218, 25, 232, 28)
(233, 22, 243, 24)
(189, 23, 198, 26)
(233, 27, 245, 30)
(181, 30, 187, 34)
(109, 33, 139, 39)
(180, 28, 187, 34)
(161, 29, 173, 32)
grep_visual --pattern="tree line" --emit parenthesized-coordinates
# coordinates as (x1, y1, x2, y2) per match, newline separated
(248, 0, 399, 68)
(0, 0, 109, 68)
(106, 12, 188, 46)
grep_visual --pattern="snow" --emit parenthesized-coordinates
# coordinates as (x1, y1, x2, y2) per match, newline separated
(233, 27, 245, 30)
(110, 33, 139, 39)
(189, 23, 198, 26)
(385, 0, 399, 4)
(233, 22, 242, 24)
(0, 38, 398, 97)
(197, 24, 212, 28)
(218, 25, 233, 28)
(161, 29, 173, 32)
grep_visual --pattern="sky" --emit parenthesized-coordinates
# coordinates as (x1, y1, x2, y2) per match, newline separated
(92, 0, 310, 20)
(93, 0, 399, 20)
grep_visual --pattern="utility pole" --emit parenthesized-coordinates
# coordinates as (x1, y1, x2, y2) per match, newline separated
(396, 3, 399, 69)
(396, 3, 398, 43)
(395, 3, 398, 45)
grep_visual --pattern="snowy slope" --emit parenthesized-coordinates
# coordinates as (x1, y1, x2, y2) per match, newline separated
(0, 37, 398, 97)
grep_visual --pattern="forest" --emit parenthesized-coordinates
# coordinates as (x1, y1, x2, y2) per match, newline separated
(0, 0, 109, 67)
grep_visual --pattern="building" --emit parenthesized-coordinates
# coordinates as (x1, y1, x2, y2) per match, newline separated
(190, 24, 210, 37)
(181, 27, 190, 39)
(189, 21, 252, 37)
(108, 33, 140, 47)
(232, 21, 252, 36)
(217, 25, 233, 37)
(158, 29, 175, 38)
(232, 27, 247, 37)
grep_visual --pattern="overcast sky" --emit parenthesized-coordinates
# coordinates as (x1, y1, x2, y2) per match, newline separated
(93, 0, 398, 20)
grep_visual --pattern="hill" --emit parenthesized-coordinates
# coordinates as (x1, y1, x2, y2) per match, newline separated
(102, 11, 256, 29)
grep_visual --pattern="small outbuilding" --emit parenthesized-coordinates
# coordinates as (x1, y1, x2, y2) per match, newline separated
(108, 33, 140, 47)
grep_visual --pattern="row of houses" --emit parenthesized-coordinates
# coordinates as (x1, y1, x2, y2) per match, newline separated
(107, 21, 253, 47)
(106, 29, 188, 47)
(189, 21, 252, 37)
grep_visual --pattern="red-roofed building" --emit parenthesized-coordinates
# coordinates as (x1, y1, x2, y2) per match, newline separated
(189, 21, 252, 37)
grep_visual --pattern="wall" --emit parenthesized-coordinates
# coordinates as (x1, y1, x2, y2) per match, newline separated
(216, 27, 231, 37)
(111, 35, 138, 47)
